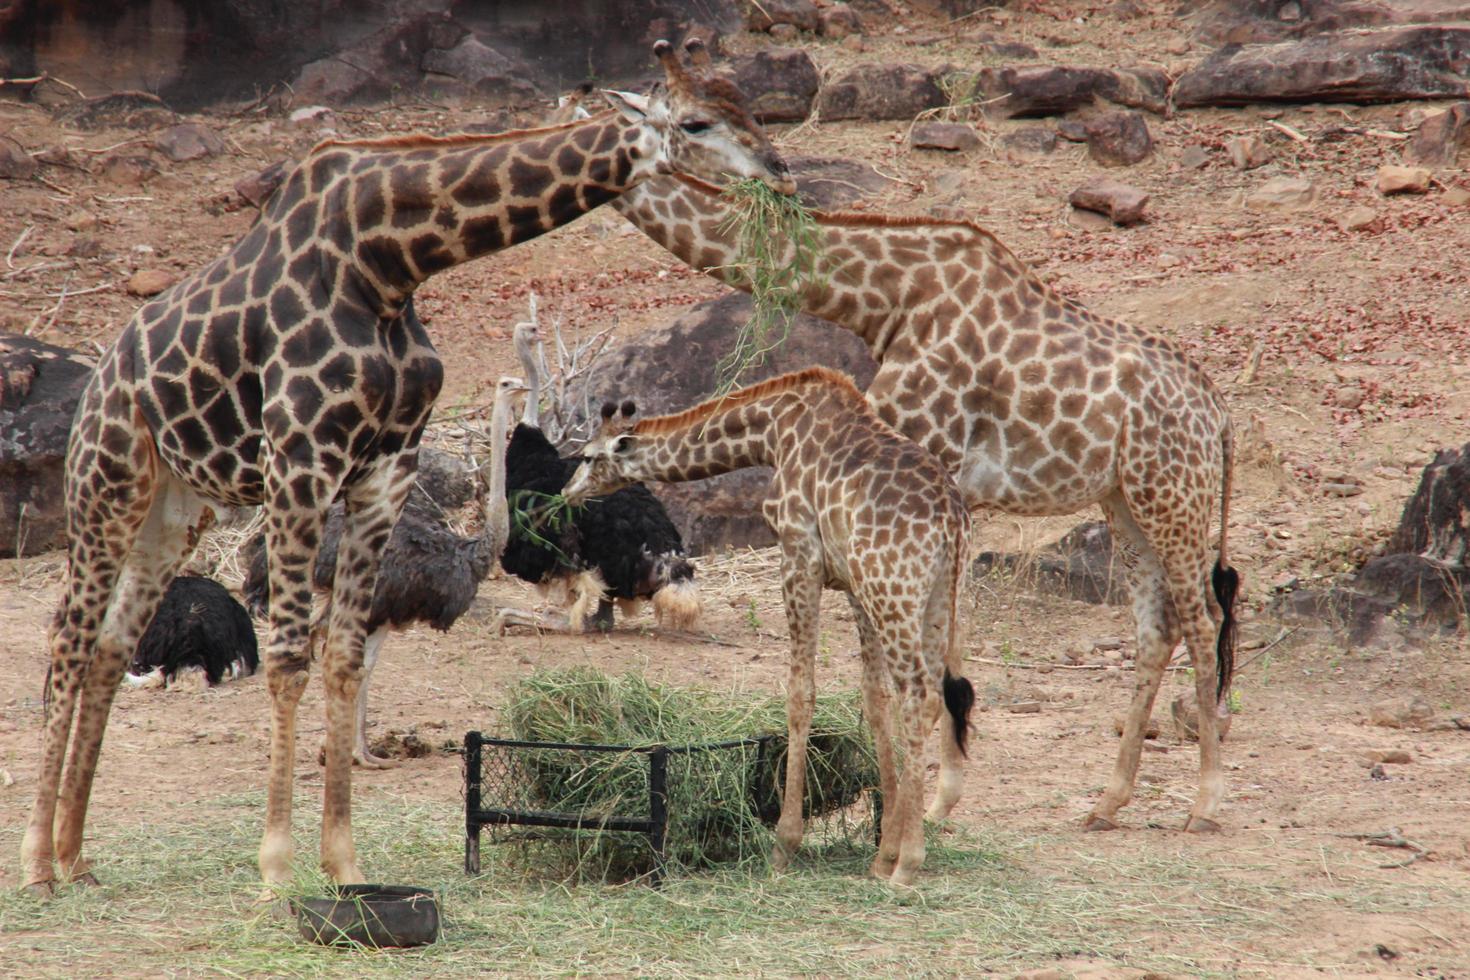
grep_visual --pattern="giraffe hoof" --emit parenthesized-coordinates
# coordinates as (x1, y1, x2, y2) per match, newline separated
(1082, 814, 1119, 833)
(70, 870, 101, 888)
(869, 856, 897, 880)
(22, 879, 58, 899)
(354, 751, 400, 770)
(1183, 815, 1222, 834)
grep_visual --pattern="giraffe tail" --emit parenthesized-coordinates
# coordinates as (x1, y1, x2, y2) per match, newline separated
(1212, 420, 1240, 705)
(941, 512, 974, 757)
(942, 670, 975, 759)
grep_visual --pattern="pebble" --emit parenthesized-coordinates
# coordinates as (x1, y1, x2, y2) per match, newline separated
(1178, 144, 1211, 169)
(1245, 176, 1316, 211)
(127, 268, 176, 297)
(1361, 749, 1413, 764)
(1227, 135, 1271, 170)
(1335, 207, 1377, 232)
(1008, 700, 1043, 714)
(1370, 697, 1436, 729)
(1377, 164, 1431, 195)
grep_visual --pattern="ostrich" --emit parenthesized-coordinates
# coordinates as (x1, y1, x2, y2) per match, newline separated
(242, 376, 524, 767)
(498, 319, 700, 633)
(125, 575, 259, 689)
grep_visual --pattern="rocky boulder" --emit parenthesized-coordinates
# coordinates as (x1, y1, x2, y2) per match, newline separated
(574, 293, 878, 554)
(1407, 102, 1470, 165)
(816, 63, 946, 121)
(1181, 0, 1470, 45)
(1, 335, 96, 557)
(965, 65, 1170, 118)
(719, 47, 820, 123)
(1174, 26, 1470, 108)
(788, 154, 889, 209)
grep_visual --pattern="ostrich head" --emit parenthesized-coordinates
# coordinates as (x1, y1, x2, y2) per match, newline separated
(512, 318, 543, 428)
(563, 400, 641, 504)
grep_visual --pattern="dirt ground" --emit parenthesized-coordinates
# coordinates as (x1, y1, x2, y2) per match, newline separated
(3, 3, 1470, 977)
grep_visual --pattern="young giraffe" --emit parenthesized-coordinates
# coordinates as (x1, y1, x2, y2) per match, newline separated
(609, 172, 1239, 834)
(20, 41, 794, 897)
(563, 368, 976, 885)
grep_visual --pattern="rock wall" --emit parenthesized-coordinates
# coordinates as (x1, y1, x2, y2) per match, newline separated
(3, 0, 741, 109)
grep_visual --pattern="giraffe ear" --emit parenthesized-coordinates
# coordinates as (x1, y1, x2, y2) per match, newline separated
(613, 434, 636, 455)
(602, 89, 650, 123)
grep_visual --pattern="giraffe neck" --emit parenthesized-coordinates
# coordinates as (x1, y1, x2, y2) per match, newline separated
(280, 114, 651, 310)
(623, 368, 862, 483)
(613, 175, 1043, 359)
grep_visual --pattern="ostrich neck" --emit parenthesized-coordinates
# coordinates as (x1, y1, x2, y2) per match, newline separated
(514, 332, 543, 428)
(480, 388, 516, 549)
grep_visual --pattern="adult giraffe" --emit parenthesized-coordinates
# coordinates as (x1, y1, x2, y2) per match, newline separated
(610, 171, 1239, 835)
(21, 40, 793, 897)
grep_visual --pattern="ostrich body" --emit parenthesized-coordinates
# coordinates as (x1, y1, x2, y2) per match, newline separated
(125, 575, 259, 689)
(242, 377, 522, 767)
(499, 321, 700, 632)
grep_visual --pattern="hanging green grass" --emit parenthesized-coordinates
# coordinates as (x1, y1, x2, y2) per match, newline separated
(714, 179, 827, 394)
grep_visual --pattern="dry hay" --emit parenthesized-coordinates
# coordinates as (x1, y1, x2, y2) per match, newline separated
(486, 666, 878, 880)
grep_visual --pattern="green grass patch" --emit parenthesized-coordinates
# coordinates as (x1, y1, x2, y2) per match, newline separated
(4, 791, 1468, 978)
(715, 179, 827, 394)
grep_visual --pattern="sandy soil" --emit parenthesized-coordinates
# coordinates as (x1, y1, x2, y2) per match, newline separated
(2, 4, 1470, 977)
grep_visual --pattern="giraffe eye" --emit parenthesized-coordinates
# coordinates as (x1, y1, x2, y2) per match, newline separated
(680, 119, 712, 135)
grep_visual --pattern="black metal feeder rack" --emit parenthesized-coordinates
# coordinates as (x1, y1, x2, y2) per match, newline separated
(464, 731, 775, 885)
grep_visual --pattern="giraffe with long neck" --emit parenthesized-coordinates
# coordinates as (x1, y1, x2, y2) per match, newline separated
(611, 171, 1239, 835)
(564, 368, 975, 884)
(21, 41, 793, 897)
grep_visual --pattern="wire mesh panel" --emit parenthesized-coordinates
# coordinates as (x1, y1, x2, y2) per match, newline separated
(464, 731, 880, 884)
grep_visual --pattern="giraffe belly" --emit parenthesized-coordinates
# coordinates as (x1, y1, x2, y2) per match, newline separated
(957, 451, 1114, 517)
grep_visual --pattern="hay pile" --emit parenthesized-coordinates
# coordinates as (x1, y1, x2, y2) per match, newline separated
(490, 667, 877, 879)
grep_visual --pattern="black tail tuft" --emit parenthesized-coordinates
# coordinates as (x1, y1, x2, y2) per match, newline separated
(1212, 561, 1240, 704)
(942, 669, 975, 759)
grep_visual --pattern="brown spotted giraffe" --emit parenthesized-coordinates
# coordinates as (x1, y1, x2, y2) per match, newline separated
(20, 41, 794, 897)
(563, 368, 976, 885)
(610, 173, 1240, 835)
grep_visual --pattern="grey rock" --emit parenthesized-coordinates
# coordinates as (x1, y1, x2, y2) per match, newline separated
(720, 47, 820, 123)
(0, 335, 96, 557)
(1085, 111, 1153, 166)
(816, 63, 946, 121)
(910, 121, 981, 151)
(1069, 177, 1149, 225)
(971, 520, 1129, 605)
(0, 135, 36, 179)
(787, 154, 889, 209)
(153, 123, 227, 162)
(819, 3, 863, 39)
(745, 0, 820, 32)
(1175, 26, 1470, 108)
(1407, 102, 1470, 165)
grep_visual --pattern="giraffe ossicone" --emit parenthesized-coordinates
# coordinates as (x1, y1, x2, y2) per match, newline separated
(566, 367, 974, 885)
(20, 40, 791, 897)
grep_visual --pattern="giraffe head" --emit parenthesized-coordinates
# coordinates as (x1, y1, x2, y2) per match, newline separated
(602, 38, 796, 195)
(563, 400, 642, 503)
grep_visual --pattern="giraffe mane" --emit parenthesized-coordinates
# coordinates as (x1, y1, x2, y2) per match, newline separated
(666, 173, 1056, 293)
(308, 111, 618, 156)
(632, 366, 864, 436)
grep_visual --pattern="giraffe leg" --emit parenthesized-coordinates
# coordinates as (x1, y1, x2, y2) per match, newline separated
(318, 461, 417, 884)
(891, 685, 944, 887)
(771, 548, 821, 872)
(54, 477, 211, 884)
(923, 568, 965, 824)
(22, 388, 159, 895)
(850, 599, 899, 880)
(1086, 494, 1181, 832)
(257, 498, 330, 894)
(1169, 567, 1227, 832)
